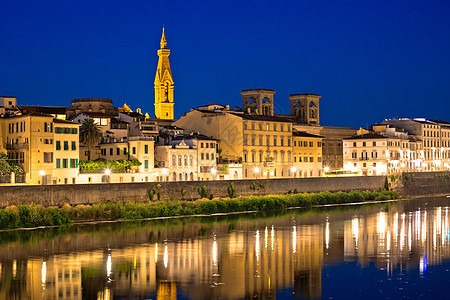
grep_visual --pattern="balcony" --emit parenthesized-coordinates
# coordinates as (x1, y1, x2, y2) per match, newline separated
(264, 161, 275, 167)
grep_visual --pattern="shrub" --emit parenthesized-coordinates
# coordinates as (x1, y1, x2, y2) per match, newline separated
(228, 182, 237, 198)
(198, 185, 208, 198)
(148, 190, 155, 201)
(348, 191, 364, 203)
(196, 201, 217, 214)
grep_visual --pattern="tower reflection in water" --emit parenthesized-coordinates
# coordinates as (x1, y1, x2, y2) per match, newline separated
(0, 200, 449, 299)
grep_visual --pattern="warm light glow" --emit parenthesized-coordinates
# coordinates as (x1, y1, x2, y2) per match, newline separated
(255, 230, 260, 262)
(41, 261, 46, 285)
(211, 168, 217, 175)
(212, 239, 218, 266)
(107, 254, 112, 278)
(162, 168, 168, 175)
(352, 217, 359, 248)
(292, 225, 297, 253)
(155, 243, 158, 262)
(264, 226, 268, 249)
(104, 169, 111, 175)
(39, 170, 45, 176)
(253, 167, 260, 174)
(271, 225, 274, 251)
(324, 166, 330, 173)
(325, 221, 330, 249)
(164, 244, 168, 268)
(290, 166, 297, 173)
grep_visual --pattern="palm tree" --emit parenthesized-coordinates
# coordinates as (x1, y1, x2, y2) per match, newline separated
(80, 118, 102, 160)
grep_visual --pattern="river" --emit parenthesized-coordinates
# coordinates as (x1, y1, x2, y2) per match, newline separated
(0, 196, 450, 299)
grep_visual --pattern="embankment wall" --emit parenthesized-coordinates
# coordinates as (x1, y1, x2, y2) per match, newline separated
(0, 176, 386, 208)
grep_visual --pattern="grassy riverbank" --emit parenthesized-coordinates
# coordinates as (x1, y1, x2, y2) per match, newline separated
(0, 189, 398, 230)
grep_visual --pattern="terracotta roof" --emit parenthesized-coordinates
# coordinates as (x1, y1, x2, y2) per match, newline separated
(293, 131, 324, 138)
(231, 113, 294, 123)
(345, 133, 388, 140)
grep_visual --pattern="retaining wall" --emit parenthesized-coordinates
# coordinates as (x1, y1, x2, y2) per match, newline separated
(397, 172, 450, 196)
(0, 176, 386, 208)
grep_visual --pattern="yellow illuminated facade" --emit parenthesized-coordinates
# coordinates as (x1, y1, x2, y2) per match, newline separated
(154, 28, 174, 120)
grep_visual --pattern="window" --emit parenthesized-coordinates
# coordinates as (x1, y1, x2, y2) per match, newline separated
(244, 152, 248, 162)
(259, 123, 263, 130)
(172, 155, 176, 166)
(116, 148, 120, 155)
(251, 135, 255, 146)
(56, 159, 61, 168)
(110, 148, 113, 155)
(273, 136, 277, 146)
(309, 141, 313, 147)
(353, 142, 357, 147)
(211, 153, 214, 160)
(178, 155, 182, 166)
(210, 142, 214, 148)
(310, 156, 314, 162)
(280, 124, 284, 132)
(206, 153, 210, 160)
(56, 141, 61, 150)
(70, 159, 77, 168)
(317, 141, 321, 147)
(362, 142, 366, 147)
(71, 141, 76, 150)
(189, 155, 193, 166)
(132, 147, 136, 155)
(280, 137, 284, 146)
(251, 123, 255, 130)
(201, 153, 205, 160)
(64, 141, 69, 150)
(145, 145, 148, 154)
(243, 135, 248, 146)
(184, 155, 188, 165)
(206, 143, 209, 148)
(144, 160, 149, 169)
(259, 135, 263, 146)
(201, 142, 204, 148)
(266, 135, 270, 146)
(63, 159, 68, 168)
(243, 123, 247, 130)
(124, 148, 127, 155)
(44, 122, 53, 132)
(373, 142, 376, 146)
(288, 138, 291, 147)
(287, 125, 291, 131)
(273, 124, 277, 131)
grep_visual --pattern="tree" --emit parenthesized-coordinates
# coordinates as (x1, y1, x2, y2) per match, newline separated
(80, 118, 102, 160)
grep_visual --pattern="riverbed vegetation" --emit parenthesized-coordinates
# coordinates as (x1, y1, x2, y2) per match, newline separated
(0, 189, 398, 230)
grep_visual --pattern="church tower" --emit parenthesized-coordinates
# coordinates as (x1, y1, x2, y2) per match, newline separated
(154, 28, 174, 119)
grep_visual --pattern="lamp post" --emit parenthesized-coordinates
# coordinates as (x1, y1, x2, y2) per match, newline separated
(211, 167, 217, 181)
(161, 168, 168, 182)
(39, 170, 45, 185)
(253, 167, 260, 180)
(290, 166, 297, 178)
(104, 169, 111, 183)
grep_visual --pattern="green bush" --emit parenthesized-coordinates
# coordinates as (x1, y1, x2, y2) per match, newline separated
(198, 185, 208, 198)
(196, 201, 217, 214)
(228, 182, 237, 198)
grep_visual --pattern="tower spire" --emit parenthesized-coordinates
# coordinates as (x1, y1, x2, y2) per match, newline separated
(160, 27, 167, 49)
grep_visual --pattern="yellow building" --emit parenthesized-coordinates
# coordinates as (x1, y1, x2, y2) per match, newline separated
(154, 28, 174, 120)
(1, 113, 80, 185)
(292, 131, 323, 177)
(52, 119, 81, 184)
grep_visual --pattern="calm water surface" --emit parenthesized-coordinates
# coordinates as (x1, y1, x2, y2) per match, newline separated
(1, 196, 450, 299)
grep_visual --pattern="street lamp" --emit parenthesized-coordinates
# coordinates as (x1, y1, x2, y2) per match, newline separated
(253, 167, 260, 179)
(290, 166, 297, 178)
(104, 169, 111, 183)
(161, 168, 168, 182)
(39, 170, 45, 185)
(211, 167, 217, 180)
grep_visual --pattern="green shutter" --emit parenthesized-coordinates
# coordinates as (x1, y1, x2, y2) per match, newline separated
(72, 141, 76, 150)
(144, 160, 148, 169)
(56, 141, 61, 150)
(56, 159, 60, 168)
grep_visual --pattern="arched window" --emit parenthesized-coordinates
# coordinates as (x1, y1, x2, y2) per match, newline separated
(251, 150, 256, 163)
(189, 155, 193, 166)
(259, 151, 263, 162)
(280, 151, 285, 162)
(178, 155, 182, 166)
(273, 151, 278, 162)
(184, 155, 188, 166)
(287, 151, 291, 163)
(172, 155, 176, 166)
(179, 173, 183, 181)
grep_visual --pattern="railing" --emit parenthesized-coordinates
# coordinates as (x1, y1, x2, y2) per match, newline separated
(6, 143, 29, 150)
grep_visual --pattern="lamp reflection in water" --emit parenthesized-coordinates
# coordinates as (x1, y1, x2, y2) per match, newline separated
(325, 221, 330, 250)
(255, 230, 260, 262)
(292, 225, 297, 254)
(265, 227, 268, 249)
(271, 225, 274, 251)
(352, 217, 359, 249)
(164, 244, 168, 269)
(155, 243, 158, 263)
(41, 261, 46, 287)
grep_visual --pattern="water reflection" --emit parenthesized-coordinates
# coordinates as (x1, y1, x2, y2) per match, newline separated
(0, 197, 450, 299)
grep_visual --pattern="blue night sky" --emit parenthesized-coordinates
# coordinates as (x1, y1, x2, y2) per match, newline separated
(1, 0, 449, 128)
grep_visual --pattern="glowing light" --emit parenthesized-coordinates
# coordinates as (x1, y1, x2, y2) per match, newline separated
(41, 261, 46, 285)
(422, 211, 427, 243)
(325, 221, 330, 249)
(106, 254, 112, 277)
(255, 230, 260, 262)
(39, 170, 45, 176)
(161, 168, 168, 175)
(264, 226, 268, 249)
(253, 167, 260, 174)
(290, 166, 297, 173)
(292, 226, 297, 254)
(13, 260, 16, 278)
(211, 168, 217, 175)
(324, 166, 330, 173)
(271, 225, 274, 251)
(212, 240, 218, 266)
(164, 244, 168, 268)
(352, 217, 359, 248)
(104, 169, 111, 175)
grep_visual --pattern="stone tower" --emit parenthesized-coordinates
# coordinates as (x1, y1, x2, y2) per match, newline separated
(288, 94, 321, 125)
(154, 28, 174, 119)
(240, 89, 276, 116)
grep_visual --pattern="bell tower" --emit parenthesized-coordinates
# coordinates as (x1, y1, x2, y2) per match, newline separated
(288, 94, 321, 125)
(154, 27, 174, 119)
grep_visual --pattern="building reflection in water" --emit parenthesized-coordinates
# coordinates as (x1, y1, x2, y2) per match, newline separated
(1, 200, 450, 299)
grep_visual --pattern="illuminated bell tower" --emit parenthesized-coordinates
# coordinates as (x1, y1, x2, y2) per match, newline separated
(154, 27, 174, 119)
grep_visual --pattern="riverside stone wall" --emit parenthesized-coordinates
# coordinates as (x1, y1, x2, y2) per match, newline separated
(396, 171, 450, 196)
(0, 176, 386, 208)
